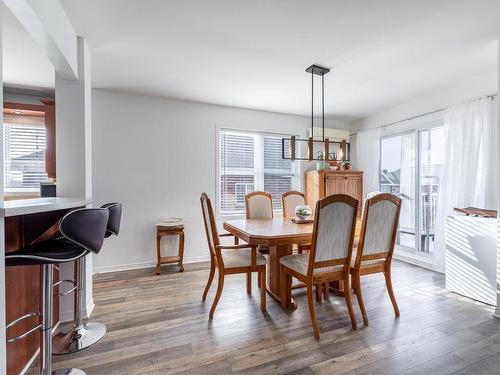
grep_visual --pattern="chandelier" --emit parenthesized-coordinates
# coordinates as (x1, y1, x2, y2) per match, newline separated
(282, 64, 349, 162)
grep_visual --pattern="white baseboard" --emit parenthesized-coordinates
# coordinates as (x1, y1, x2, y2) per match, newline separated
(92, 255, 210, 274)
(393, 251, 440, 273)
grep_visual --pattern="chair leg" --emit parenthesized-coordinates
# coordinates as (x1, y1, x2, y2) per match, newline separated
(323, 282, 329, 300)
(307, 283, 320, 340)
(202, 258, 216, 301)
(258, 270, 262, 289)
(246, 271, 252, 294)
(209, 272, 225, 320)
(343, 276, 357, 330)
(260, 270, 266, 311)
(384, 270, 400, 318)
(316, 283, 322, 302)
(353, 274, 369, 326)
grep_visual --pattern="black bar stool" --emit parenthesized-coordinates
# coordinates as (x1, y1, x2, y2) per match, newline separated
(53, 203, 122, 355)
(5, 208, 109, 375)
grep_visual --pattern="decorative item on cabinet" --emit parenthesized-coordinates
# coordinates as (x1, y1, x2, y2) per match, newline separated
(305, 170, 363, 216)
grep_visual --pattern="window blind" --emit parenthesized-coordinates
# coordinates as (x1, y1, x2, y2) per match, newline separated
(4, 123, 48, 190)
(218, 129, 297, 215)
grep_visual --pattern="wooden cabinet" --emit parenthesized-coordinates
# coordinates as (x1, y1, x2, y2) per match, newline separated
(305, 170, 363, 215)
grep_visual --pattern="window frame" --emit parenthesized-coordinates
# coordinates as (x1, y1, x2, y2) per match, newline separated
(216, 126, 301, 218)
(2, 101, 55, 197)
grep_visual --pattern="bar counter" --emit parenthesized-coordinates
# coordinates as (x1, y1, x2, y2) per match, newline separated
(1, 197, 89, 217)
(3, 197, 89, 374)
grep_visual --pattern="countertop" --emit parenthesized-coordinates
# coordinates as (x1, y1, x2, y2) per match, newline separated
(0, 197, 90, 217)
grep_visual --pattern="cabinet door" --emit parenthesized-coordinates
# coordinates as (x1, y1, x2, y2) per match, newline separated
(325, 176, 347, 196)
(345, 176, 361, 202)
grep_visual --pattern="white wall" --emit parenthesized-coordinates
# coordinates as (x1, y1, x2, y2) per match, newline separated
(91, 89, 319, 272)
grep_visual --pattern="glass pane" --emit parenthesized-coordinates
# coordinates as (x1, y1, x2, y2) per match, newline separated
(219, 131, 256, 214)
(419, 127, 445, 254)
(4, 123, 48, 190)
(263, 136, 293, 211)
(380, 134, 416, 250)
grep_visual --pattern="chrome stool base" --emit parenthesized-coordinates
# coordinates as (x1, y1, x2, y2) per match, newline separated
(53, 322, 107, 355)
(53, 368, 87, 375)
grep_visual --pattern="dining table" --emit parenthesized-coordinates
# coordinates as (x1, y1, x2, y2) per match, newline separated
(223, 218, 312, 308)
(223, 217, 361, 309)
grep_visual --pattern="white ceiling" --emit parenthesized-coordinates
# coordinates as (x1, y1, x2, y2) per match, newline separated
(1, 4, 55, 91)
(3, 1, 499, 119)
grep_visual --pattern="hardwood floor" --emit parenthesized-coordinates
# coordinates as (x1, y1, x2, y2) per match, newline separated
(35, 260, 500, 374)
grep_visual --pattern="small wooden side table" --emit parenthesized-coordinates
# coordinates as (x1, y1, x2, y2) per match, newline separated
(156, 225, 184, 274)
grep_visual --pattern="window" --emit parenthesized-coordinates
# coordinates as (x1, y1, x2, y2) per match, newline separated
(218, 129, 299, 215)
(379, 125, 444, 255)
(4, 121, 48, 192)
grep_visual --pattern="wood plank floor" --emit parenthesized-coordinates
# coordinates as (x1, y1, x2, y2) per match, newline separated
(33, 260, 500, 374)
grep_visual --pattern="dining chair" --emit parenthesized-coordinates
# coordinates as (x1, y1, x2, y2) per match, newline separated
(245, 191, 273, 263)
(282, 191, 311, 254)
(200, 193, 267, 319)
(280, 194, 359, 340)
(245, 191, 273, 219)
(350, 193, 402, 326)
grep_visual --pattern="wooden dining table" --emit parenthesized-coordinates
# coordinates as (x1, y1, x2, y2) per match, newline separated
(223, 217, 361, 309)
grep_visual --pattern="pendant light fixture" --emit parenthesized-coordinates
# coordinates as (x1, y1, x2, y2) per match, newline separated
(282, 64, 349, 162)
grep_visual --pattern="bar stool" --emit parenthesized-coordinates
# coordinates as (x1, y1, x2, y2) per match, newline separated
(53, 203, 122, 355)
(5, 208, 109, 375)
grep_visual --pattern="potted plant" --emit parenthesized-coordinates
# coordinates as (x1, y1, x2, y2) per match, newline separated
(343, 160, 352, 170)
(315, 152, 329, 171)
(316, 151, 340, 170)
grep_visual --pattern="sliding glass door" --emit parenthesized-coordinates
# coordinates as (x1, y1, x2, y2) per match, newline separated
(380, 133, 416, 251)
(380, 125, 444, 256)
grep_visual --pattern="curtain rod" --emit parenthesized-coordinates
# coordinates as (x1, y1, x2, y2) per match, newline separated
(351, 93, 498, 136)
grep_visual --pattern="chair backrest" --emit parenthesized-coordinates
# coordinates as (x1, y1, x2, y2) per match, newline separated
(308, 194, 358, 275)
(200, 193, 220, 259)
(60, 208, 109, 254)
(354, 193, 402, 269)
(245, 191, 273, 219)
(281, 191, 305, 218)
(101, 202, 122, 237)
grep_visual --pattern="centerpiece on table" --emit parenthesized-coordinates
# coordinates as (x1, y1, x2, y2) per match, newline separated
(293, 205, 313, 223)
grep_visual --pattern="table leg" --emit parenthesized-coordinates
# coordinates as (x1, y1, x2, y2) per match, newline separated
(156, 232, 161, 275)
(266, 244, 296, 309)
(178, 231, 185, 272)
(328, 280, 345, 296)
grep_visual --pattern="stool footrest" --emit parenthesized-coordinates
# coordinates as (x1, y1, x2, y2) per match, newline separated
(54, 279, 77, 297)
(159, 256, 181, 264)
(6, 311, 42, 342)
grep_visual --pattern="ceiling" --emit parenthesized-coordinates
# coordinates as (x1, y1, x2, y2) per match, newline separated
(3, 1, 499, 119)
(1, 3, 55, 91)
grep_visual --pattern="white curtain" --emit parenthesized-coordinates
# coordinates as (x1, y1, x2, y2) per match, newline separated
(434, 96, 499, 272)
(353, 128, 381, 199)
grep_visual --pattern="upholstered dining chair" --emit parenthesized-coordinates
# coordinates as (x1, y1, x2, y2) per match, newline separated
(350, 193, 402, 327)
(282, 191, 311, 255)
(200, 193, 267, 319)
(245, 191, 273, 219)
(280, 194, 359, 340)
(245, 191, 273, 261)
(281, 191, 305, 218)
